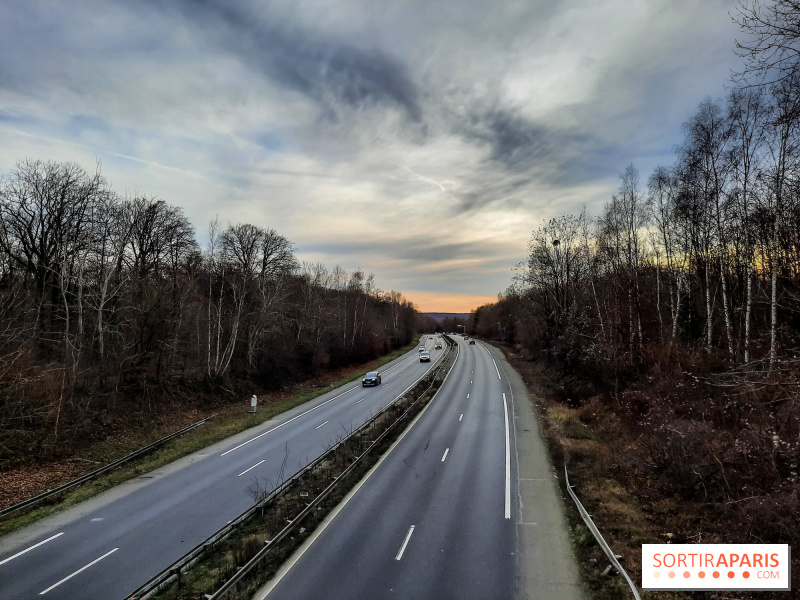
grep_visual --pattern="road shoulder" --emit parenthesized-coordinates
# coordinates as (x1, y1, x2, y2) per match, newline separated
(487, 343, 588, 600)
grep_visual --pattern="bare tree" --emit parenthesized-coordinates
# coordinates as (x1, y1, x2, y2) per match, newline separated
(0, 159, 106, 339)
(729, 88, 771, 362)
(763, 75, 800, 369)
(734, 0, 800, 85)
(526, 211, 591, 336)
(648, 167, 689, 343)
(598, 165, 650, 356)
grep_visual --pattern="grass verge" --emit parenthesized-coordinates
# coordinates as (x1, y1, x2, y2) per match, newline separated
(0, 340, 418, 538)
(138, 342, 457, 599)
(500, 347, 691, 600)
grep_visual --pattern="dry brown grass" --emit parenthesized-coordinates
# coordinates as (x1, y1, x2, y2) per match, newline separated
(501, 345, 691, 600)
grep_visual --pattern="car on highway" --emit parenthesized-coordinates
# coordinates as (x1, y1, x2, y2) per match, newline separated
(419, 345, 426, 352)
(435, 343, 442, 349)
(362, 371, 382, 387)
(463, 335, 469, 340)
(419, 351, 431, 362)
(469, 339, 475, 345)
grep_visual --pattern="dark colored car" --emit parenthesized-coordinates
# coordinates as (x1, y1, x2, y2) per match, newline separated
(362, 371, 381, 387)
(469, 339, 475, 345)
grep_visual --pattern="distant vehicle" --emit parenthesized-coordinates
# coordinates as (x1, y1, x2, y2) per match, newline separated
(435, 343, 442, 349)
(362, 371, 381, 387)
(469, 339, 475, 345)
(419, 345, 426, 352)
(463, 335, 469, 340)
(429, 336, 434, 340)
(419, 351, 431, 362)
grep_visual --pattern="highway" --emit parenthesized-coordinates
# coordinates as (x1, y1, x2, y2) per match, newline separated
(260, 336, 517, 599)
(0, 337, 445, 600)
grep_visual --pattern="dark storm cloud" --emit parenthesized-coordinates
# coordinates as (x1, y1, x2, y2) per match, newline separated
(467, 108, 551, 168)
(154, 0, 423, 124)
(442, 103, 620, 215)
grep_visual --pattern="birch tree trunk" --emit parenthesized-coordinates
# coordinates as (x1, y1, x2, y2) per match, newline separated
(705, 265, 713, 350)
(744, 264, 753, 363)
(719, 258, 734, 358)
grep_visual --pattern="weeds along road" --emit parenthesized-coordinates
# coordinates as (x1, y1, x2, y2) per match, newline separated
(0, 338, 445, 600)
(259, 336, 516, 599)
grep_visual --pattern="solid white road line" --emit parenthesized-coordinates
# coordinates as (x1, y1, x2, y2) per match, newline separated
(441, 448, 449, 462)
(220, 386, 358, 456)
(0, 532, 64, 566)
(253, 346, 457, 599)
(395, 525, 415, 560)
(39, 548, 118, 595)
(356, 398, 365, 404)
(252, 342, 460, 600)
(502, 392, 511, 519)
(238, 459, 266, 477)
(315, 420, 329, 430)
(493, 359, 502, 380)
(459, 413, 463, 422)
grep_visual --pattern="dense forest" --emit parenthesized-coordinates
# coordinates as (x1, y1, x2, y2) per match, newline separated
(0, 159, 420, 464)
(471, 1, 800, 576)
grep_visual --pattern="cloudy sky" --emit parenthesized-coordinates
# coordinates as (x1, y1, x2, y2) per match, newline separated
(0, 0, 743, 312)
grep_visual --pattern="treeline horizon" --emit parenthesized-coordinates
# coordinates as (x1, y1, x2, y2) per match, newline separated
(473, 59, 800, 375)
(0, 159, 421, 463)
(470, 1, 800, 568)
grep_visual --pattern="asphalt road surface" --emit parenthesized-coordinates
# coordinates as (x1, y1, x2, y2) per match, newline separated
(260, 336, 517, 599)
(256, 336, 587, 600)
(0, 337, 444, 600)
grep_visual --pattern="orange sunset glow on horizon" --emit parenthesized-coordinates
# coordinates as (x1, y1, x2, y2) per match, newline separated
(403, 291, 497, 314)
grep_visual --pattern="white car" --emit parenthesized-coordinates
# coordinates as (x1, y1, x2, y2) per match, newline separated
(419, 346, 426, 352)
(419, 351, 431, 362)
(435, 343, 442, 349)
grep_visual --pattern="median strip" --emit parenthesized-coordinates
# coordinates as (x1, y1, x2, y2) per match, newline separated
(126, 337, 459, 600)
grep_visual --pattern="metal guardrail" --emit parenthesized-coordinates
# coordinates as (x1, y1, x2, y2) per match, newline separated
(127, 338, 456, 600)
(564, 464, 641, 600)
(208, 338, 457, 599)
(0, 417, 213, 519)
(209, 346, 456, 599)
